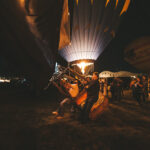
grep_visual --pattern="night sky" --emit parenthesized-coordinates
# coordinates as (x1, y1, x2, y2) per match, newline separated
(95, 0, 150, 72)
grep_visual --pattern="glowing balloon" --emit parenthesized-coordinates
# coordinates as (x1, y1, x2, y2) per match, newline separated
(60, 0, 130, 63)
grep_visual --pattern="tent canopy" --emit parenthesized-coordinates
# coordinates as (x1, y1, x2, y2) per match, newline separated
(99, 71, 141, 78)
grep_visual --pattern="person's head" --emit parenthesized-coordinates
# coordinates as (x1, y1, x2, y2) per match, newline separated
(136, 76, 141, 82)
(92, 72, 99, 80)
(142, 75, 146, 80)
(60, 79, 66, 85)
(73, 80, 78, 84)
(86, 77, 91, 82)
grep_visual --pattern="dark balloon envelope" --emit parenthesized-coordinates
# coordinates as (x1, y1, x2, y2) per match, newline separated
(0, 0, 64, 90)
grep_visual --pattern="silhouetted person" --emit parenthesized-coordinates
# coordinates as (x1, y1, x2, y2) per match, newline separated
(116, 78, 123, 101)
(110, 78, 123, 101)
(99, 78, 105, 94)
(141, 75, 148, 102)
(130, 77, 143, 105)
(81, 72, 100, 122)
(130, 78, 137, 99)
(110, 78, 118, 102)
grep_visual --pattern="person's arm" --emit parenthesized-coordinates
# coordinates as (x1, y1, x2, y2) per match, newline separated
(130, 81, 134, 88)
(52, 81, 69, 96)
(85, 80, 95, 89)
(138, 82, 143, 88)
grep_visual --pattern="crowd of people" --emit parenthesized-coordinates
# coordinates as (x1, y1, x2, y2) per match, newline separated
(52, 72, 101, 122)
(52, 72, 149, 122)
(130, 75, 149, 105)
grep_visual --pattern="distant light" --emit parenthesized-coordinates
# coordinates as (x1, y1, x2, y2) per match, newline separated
(55, 62, 59, 73)
(131, 76, 136, 78)
(0, 79, 10, 83)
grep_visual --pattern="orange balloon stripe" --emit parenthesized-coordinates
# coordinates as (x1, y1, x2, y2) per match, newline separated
(76, 0, 78, 5)
(105, 0, 110, 7)
(120, 0, 130, 16)
(116, 0, 119, 8)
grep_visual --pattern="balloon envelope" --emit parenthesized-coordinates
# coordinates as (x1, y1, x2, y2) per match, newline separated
(60, 0, 130, 62)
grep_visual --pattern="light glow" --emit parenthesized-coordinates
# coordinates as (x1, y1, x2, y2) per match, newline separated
(0, 79, 10, 83)
(76, 62, 93, 74)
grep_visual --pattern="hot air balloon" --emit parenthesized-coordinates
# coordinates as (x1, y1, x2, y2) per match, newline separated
(59, 0, 131, 74)
(124, 36, 150, 73)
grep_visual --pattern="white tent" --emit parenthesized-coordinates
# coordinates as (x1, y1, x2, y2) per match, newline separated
(99, 71, 141, 78)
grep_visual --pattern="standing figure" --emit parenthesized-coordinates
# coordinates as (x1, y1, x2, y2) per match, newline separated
(81, 72, 100, 122)
(99, 78, 105, 94)
(130, 78, 137, 99)
(116, 78, 123, 101)
(141, 75, 148, 102)
(110, 78, 118, 102)
(130, 77, 143, 105)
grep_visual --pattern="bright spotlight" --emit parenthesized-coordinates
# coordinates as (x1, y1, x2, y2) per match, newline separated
(77, 62, 86, 74)
(76, 61, 93, 74)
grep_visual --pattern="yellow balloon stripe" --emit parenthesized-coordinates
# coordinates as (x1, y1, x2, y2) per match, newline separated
(76, 0, 78, 5)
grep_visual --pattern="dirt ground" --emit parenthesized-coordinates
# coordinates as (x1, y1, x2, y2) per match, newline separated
(0, 88, 150, 150)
